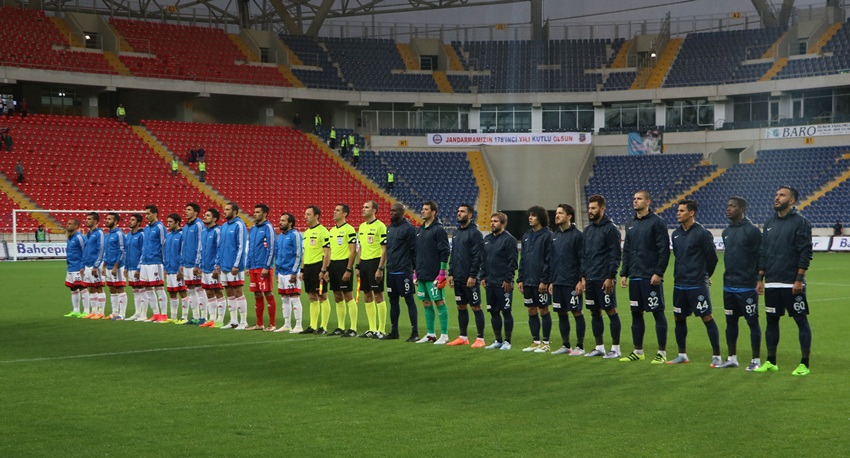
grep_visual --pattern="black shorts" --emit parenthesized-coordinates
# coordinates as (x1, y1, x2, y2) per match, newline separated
(328, 259, 353, 291)
(552, 285, 583, 313)
(723, 289, 759, 318)
(628, 278, 664, 312)
(454, 282, 482, 307)
(485, 285, 512, 312)
(765, 287, 809, 317)
(386, 272, 414, 297)
(302, 262, 327, 294)
(522, 285, 551, 308)
(358, 258, 384, 292)
(673, 286, 712, 318)
(585, 280, 616, 310)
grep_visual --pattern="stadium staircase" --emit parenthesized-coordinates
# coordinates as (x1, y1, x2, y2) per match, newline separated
(0, 173, 62, 232)
(759, 57, 789, 81)
(466, 151, 493, 227)
(610, 39, 633, 68)
(131, 126, 254, 224)
(277, 65, 305, 88)
(433, 71, 454, 93)
(444, 44, 465, 71)
(809, 22, 843, 54)
(797, 152, 850, 211)
(49, 16, 84, 48)
(280, 41, 303, 65)
(655, 167, 726, 214)
(396, 43, 420, 70)
(761, 30, 790, 58)
(228, 34, 260, 62)
(107, 22, 135, 52)
(305, 135, 423, 224)
(103, 51, 132, 76)
(643, 38, 683, 89)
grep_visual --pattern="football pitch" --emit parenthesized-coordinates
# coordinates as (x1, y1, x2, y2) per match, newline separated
(1, 253, 849, 457)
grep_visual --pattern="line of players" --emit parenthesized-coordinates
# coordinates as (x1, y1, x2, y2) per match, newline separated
(62, 186, 813, 375)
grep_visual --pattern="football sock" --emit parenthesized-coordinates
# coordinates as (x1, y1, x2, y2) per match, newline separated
(609, 313, 621, 345)
(335, 298, 347, 330)
(574, 314, 586, 349)
(591, 313, 603, 340)
(266, 295, 277, 327)
(100, 292, 107, 314)
(458, 308, 469, 337)
(148, 289, 159, 315)
(238, 296, 248, 325)
(346, 299, 357, 332)
(130, 289, 140, 316)
(291, 296, 303, 327)
(196, 289, 207, 320)
(558, 313, 571, 347)
(490, 310, 503, 342)
(436, 303, 448, 335)
(529, 313, 541, 341)
(365, 301, 377, 331)
(725, 316, 739, 356)
(71, 290, 81, 313)
(541, 312, 552, 342)
(793, 315, 811, 357)
(320, 299, 331, 329)
(674, 319, 688, 353)
(309, 300, 319, 329)
(180, 296, 189, 319)
(424, 305, 436, 335)
(653, 309, 668, 349)
(118, 292, 127, 317)
(207, 296, 217, 321)
(631, 311, 646, 348)
(82, 290, 90, 314)
(745, 314, 762, 359)
(170, 298, 179, 320)
(280, 296, 291, 328)
(473, 308, 485, 339)
(405, 295, 418, 335)
(704, 318, 721, 355)
(156, 289, 168, 314)
(255, 296, 265, 326)
(376, 301, 387, 333)
(503, 310, 514, 342)
(388, 293, 400, 333)
(766, 314, 780, 364)
(226, 296, 236, 323)
(186, 293, 197, 320)
(109, 293, 118, 315)
(216, 297, 226, 323)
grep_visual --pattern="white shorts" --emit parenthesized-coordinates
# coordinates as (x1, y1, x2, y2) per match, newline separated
(104, 266, 126, 287)
(201, 272, 223, 290)
(221, 270, 245, 287)
(127, 270, 140, 287)
(166, 273, 187, 292)
(182, 266, 201, 286)
(83, 266, 104, 287)
(65, 271, 83, 288)
(139, 264, 164, 287)
(277, 273, 302, 295)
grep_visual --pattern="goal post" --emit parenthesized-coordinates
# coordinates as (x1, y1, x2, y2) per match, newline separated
(11, 209, 146, 262)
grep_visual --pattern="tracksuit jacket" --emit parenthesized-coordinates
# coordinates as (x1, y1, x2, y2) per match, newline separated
(449, 222, 483, 280)
(414, 220, 450, 282)
(620, 212, 669, 279)
(582, 215, 621, 281)
(481, 230, 518, 284)
(518, 227, 552, 285)
(759, 208, 813, 283)
(671, 222, 717, 286)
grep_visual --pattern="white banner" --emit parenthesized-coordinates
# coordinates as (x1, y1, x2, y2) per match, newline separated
(763, 122, 850, 139)
(831, 236, 850, 251)
(427, 132, 591, 146)
(12, 242, 68, 259)
(812, 237, 832, 252)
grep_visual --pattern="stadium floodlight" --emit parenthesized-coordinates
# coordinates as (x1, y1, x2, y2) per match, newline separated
(12, 209, 146, 262)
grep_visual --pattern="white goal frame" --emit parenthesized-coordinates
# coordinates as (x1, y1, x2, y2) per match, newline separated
(12, 209, 146, 262)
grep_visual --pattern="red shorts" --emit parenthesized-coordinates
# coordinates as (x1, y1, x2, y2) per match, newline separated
(249, 268, 273, 293)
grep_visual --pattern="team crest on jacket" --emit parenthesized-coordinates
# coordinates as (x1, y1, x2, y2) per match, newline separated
(650, 291, 657, 297)
(698, 295, 705, 301)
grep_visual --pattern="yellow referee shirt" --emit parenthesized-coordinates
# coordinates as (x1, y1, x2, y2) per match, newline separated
(358, 219, 387, 261)
(329, 223, 356, 261)
(303, 224, 330, 265)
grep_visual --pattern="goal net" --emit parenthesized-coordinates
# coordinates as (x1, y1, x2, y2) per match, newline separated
(9, 209, 146, 261)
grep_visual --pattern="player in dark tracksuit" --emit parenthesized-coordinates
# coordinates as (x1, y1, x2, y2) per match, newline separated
(755, 187, 813, 376)
(580, 195, 622, 359)
(481, 212, 518, 350)
(384, 203, 418, 341)
(548, 204, 586, 355)
(667, 200, 719, 366)
(715, 197, 763, 371)
(517, 206, 553, 352)
(619, 190, 670, 363)
(414, 201, 451, 344)
(447, 204, 486, 347)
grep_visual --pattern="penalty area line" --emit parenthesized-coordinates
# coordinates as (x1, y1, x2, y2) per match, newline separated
(0, 337, 323, 364)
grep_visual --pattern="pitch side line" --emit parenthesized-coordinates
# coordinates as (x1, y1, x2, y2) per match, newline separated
(0, 337, 322, 364)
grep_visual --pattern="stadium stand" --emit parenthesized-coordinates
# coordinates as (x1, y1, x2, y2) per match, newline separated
(0, 6, 116, 74)
(775, 20, 850, 79)
(322, 37, 439, 92)
(110, 18, 290, 86)
(353, 149, 479, 229)
(0, 184, 43, 232)
(804, 176, 850, 225)
(664, 28, 785, 87)
(279, 35, 350, 90)
(142, 120, 393, 228)
(0, 114, 220, 229)
(602, 71, 637, 91)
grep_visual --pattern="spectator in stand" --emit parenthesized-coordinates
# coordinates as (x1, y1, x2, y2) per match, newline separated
(4, 98, 13, 118)
(15, 160, 25, 183)
(4, 132, 11, 153)
(293, 113, 301, 130)
(340, 136, 348, 159)
(314, 113, 322, 130)
(35, 224, 47, 242)
(348, 133, 355, 149)
(197, 147, 205, 162)
(116, 104, 126, 123)
(387, 170, 395, 192)
(834, 221, 843, 236)
(352, 145, 360, 166)
(329, 127, 337, 149)
(20, 98, 27, 119)
(198, 160, 206, 182)
(188, 149, 197, 163)
(171, 158, 179, 177)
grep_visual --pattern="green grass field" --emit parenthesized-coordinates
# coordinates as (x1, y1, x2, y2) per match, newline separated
(2, 253, 849, 456)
